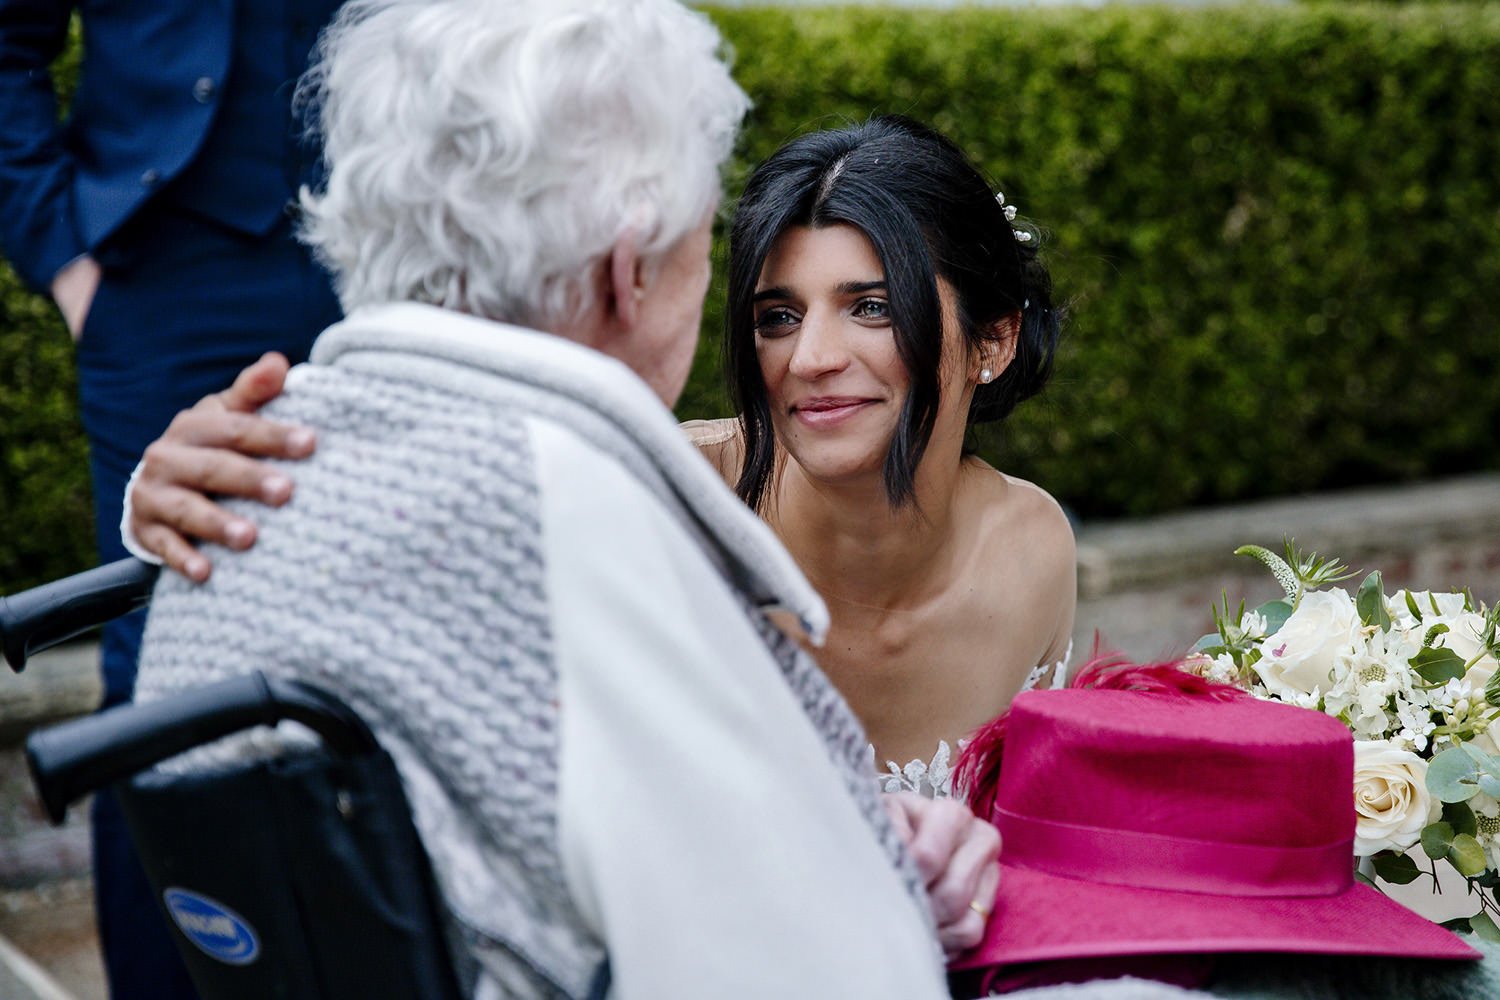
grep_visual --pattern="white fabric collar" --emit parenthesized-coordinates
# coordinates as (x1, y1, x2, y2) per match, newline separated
(311, 302, 829, 644)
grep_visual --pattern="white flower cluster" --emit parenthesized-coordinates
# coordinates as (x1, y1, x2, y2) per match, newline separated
(1235, 590, 1498, 751)
(1195, 587, 1500, 858)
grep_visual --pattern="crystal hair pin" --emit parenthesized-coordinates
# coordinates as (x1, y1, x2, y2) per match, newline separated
(996, 191, 1033, 243)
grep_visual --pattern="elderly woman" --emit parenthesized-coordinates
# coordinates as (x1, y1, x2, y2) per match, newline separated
(130, 0, 983, 995)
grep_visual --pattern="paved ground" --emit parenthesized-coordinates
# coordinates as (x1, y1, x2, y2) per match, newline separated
(0, 879, 103, 1000)
(1, 640, 103, 1000)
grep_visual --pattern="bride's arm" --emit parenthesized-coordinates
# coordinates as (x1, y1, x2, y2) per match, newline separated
(137, 408, 749, 580)
(680, 416, 743, 491)
(1037, 526, 1078, 688)
(1008, 480, 1078, 690)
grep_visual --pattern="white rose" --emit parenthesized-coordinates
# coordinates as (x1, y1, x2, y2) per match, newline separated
(1352, 740, 1442, 856)
(1447, 613, 1500, 696)
(1400, 590, 1469, 620)
(1252, 589, 1363, 700)
(1401, 592, 1499, 698)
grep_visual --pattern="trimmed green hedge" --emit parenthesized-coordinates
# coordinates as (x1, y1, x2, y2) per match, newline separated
(0, 267, 92, 593)
(4, 4, 1499, 589)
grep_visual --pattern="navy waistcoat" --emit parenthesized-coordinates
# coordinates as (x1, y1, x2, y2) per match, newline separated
(163, 0, 341, 235)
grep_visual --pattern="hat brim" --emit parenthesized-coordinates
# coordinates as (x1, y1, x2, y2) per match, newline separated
(951, 862, 1481, 971)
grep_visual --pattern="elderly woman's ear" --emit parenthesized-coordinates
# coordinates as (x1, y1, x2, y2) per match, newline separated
(567, 232, 646, 351)
(605, 230, 648, 332)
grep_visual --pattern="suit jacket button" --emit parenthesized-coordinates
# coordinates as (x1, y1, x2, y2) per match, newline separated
(141, 168, 161, 187)
(192, 77, 217, 103)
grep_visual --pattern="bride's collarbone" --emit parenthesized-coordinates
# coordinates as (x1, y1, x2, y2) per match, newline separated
(817, 602, 1044, 731)
(819, 615, 994, 700)
(817, 601, 959, 681)
(822, 576, 1020, 651)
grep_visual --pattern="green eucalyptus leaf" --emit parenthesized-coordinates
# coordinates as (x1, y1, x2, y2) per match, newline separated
(1193, 633, 1223, 653)
(1423, 821, 1457, 860)
(1445, 800, 1480, 838)
(1449, 833, 1488, 877)
(1254, 599, 1293, 636)
(1428, 747, 1483, 802)
(1411, 646, 1468, 685)
(1356, 571, 1392, 631)
(1478, 775, 1500, 800)
(1460, 742, 1500, 779)
(1472, 911, 1500, 942)
(1371, 850, 1423, 885)
(1406, 591, 1424, 623)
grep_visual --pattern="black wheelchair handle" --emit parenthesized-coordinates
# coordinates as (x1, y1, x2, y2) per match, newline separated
(26, 671, 381, 825)
(1, 558, 160, 673)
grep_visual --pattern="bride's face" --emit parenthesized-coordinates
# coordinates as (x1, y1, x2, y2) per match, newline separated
(752, 223, 975, 487)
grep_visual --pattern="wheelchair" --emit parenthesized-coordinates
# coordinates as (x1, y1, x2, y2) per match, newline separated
(3, 558, 474, 999)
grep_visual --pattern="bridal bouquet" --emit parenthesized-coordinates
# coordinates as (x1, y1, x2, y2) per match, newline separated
(1187, 540, 1500, 933)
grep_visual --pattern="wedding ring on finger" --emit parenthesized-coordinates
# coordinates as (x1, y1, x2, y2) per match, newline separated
(967, 900, 992, 921)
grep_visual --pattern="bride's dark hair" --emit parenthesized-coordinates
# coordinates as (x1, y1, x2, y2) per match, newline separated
(724, 114, 1062, 513)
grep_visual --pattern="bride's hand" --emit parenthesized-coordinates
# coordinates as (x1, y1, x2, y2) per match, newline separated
(882, 792, 1001, 957)
(130, 352, 315, 582)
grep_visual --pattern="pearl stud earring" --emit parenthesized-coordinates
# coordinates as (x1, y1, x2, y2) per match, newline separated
(980, 368, 994, 383)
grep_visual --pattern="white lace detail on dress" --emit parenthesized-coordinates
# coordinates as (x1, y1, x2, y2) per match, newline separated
(871, 738, 966, 798)
(872, 641, 1074, 799)
(1021, 638, 1075, 694)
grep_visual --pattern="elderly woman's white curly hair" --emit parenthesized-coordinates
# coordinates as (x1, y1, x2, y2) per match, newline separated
(298, 0, 748, 329)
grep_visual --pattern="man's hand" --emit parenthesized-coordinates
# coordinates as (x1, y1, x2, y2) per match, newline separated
(882, 792, 1002, 957)
(51, 255, 101, 343)
(129, 352, 314, 582)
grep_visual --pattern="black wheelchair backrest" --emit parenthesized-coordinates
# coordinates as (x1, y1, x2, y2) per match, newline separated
(7, 561, 465, 1000)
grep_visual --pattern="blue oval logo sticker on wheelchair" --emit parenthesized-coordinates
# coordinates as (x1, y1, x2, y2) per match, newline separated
(163, 888, 260, 965)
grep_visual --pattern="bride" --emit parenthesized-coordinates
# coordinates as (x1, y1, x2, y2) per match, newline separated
(693, 116, 1074, 796)
(124, 115, 1075, 801)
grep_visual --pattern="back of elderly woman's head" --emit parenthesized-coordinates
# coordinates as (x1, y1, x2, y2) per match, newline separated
(299, 0, 748, 331)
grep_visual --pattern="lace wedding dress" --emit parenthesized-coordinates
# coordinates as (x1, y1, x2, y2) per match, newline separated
(871, 642, 1073, 799)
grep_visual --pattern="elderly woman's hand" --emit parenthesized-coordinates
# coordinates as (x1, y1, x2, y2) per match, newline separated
(882, 792, 1002, 957)
(129, 352, 315, 582)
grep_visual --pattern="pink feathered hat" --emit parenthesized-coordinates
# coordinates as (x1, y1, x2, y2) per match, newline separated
(950, 683, 1480, 981)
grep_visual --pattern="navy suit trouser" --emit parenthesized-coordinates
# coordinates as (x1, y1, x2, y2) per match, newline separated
(75, 203, 341, 999)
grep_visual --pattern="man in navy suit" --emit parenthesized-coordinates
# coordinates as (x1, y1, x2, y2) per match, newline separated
(0, 1, 343, 994)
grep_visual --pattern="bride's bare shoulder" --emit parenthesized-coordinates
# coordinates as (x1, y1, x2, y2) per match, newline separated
(679, 417, 744, 491)
(972, 466, 1078, 653)
(981, 468, 1075, 555)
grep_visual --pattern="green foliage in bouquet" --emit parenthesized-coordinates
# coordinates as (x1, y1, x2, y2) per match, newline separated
(1196, 542, 1500, 932)
(1196, 538, 1353, 670)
